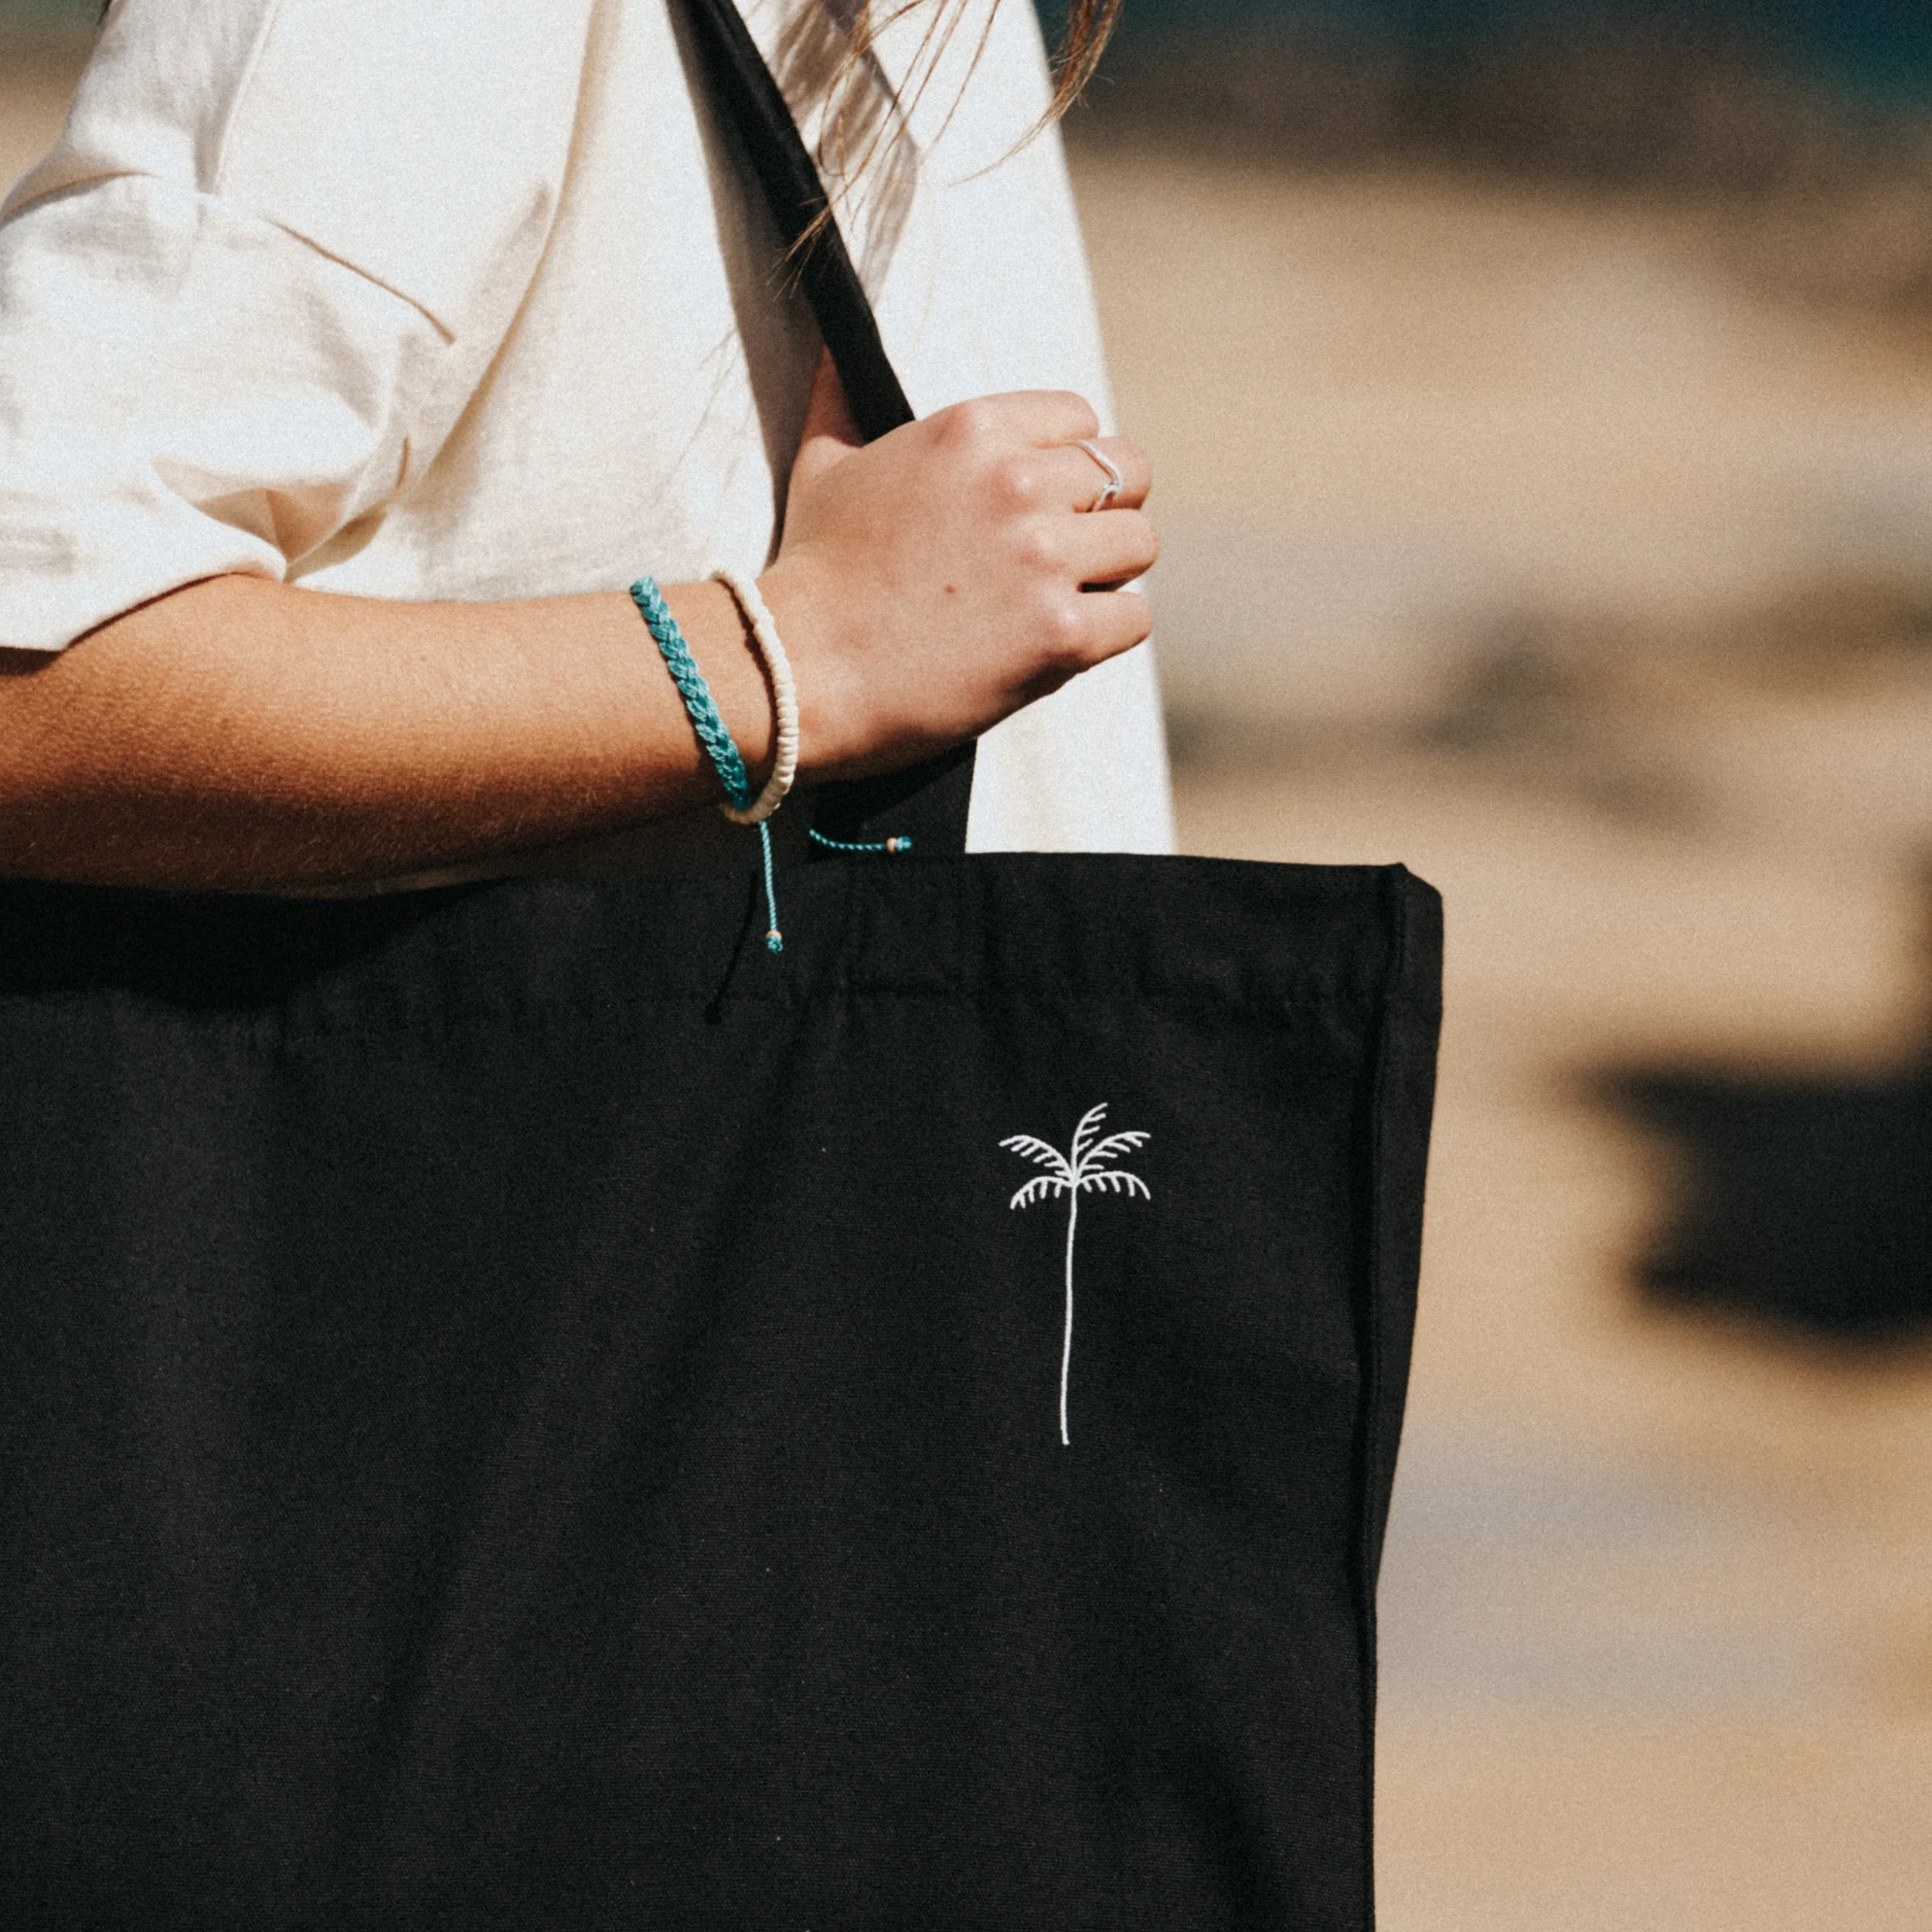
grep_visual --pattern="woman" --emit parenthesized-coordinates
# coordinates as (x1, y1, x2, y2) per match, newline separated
(0, 0, 1170, 882)
(0, 0, 1178, 1906)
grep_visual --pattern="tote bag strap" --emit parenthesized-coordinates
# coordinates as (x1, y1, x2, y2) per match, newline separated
(681, 0, 976, 855)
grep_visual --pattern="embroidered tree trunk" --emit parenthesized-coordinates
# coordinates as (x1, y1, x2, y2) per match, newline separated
(1001, 1104, 1151, 1446)
(1061, 1190, 1080, 1447)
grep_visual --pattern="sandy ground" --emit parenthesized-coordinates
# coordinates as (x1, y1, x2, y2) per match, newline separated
(0, 41, 70, 196)
(1074, 150, 1932, 740)
(9, 44, 1932, 1925)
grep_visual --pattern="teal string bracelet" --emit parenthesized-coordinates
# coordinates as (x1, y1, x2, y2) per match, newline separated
(631, 573, 786, 951)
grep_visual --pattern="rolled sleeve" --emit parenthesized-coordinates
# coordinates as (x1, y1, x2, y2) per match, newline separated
(0, 175, 447, 651)
(0, 0, 594, 652)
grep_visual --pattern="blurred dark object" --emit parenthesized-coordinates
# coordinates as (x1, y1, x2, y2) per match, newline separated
(1084, 19, 1821, 190)
(0, 0, 96, 65)
(1056, 2, 1932, 316)
(1067, 2, 1932, 216)
(1404, 23, 1858, 193)
(1612, 1063, 1932, 1341)
(0, 0, 94, 34)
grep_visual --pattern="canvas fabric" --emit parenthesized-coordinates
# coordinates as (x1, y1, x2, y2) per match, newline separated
(0, 854, 1438, 1929)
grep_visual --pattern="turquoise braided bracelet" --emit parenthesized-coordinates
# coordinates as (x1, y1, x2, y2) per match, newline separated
(630, 574, 755, 814)
(632, 572, 791, 951)
(630, 572, 915, 954)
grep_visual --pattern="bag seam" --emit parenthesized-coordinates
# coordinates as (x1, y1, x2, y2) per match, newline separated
(1350, 862, 1412, 1930)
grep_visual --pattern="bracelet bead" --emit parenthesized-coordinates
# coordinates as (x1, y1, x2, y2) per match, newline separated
(711, 569, 799, 826)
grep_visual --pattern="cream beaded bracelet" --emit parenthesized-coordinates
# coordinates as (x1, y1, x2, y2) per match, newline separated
(711, 569, 799, 826)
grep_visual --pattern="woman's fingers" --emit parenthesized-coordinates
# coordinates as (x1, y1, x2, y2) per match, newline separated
(1058, 504, 1159, 590)
(947, 389, 1100, 450)
(1015, 390, 1104, 447)
(1073, 583, 1155, 662)
(988, 437, 1151, 515)
(1057, 436, 1151, 512)
(1034, 508, 1157, 671)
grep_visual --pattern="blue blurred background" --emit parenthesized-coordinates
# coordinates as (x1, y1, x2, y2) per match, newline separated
(12, 0, 1932, 98)
(1098, 0, 1932, 104)
(1050, 0, 1932, 186)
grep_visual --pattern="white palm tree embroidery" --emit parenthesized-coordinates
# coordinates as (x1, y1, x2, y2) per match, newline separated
(1001, 1104, 1151, 1445)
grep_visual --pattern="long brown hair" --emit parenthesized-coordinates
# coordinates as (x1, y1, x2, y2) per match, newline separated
(778, 0, 1121, 262)
(835, 0, 1122, 125)
(1040, 0, 1124, 121)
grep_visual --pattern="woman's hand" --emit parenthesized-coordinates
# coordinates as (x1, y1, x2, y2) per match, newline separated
(760, 354, 1156, 779)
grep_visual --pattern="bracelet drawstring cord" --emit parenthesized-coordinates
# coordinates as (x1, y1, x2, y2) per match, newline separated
(808, 828, 913, 855)
(631, 573, 910, 956)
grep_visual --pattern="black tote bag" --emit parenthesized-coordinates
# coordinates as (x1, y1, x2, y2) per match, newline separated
(0, 6, 1442, 1926)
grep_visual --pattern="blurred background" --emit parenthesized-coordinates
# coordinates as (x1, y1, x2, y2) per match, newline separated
(9, 0, 1932, 1921)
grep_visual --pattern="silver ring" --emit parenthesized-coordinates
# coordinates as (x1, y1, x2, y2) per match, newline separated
(1074, 437, 1124, 512)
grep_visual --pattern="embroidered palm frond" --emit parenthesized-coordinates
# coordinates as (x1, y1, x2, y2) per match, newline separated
(999, 1134, 1073, 1179)
(1009, 1175, 1064, 1211)
(1079, 1131, 1150, 1170)
(1069, 1102, 1110, 1165)
(1079, 1168, 1151, 1199)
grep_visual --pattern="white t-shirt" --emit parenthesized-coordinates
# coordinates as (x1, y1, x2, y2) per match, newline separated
(0, 0, 1173, 858)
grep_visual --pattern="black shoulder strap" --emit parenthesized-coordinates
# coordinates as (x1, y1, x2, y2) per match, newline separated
(680, 0, 976, 852)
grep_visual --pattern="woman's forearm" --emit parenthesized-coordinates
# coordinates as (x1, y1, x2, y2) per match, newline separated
(0, 573, 773, 889)
(0, 376, 1160, 892)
